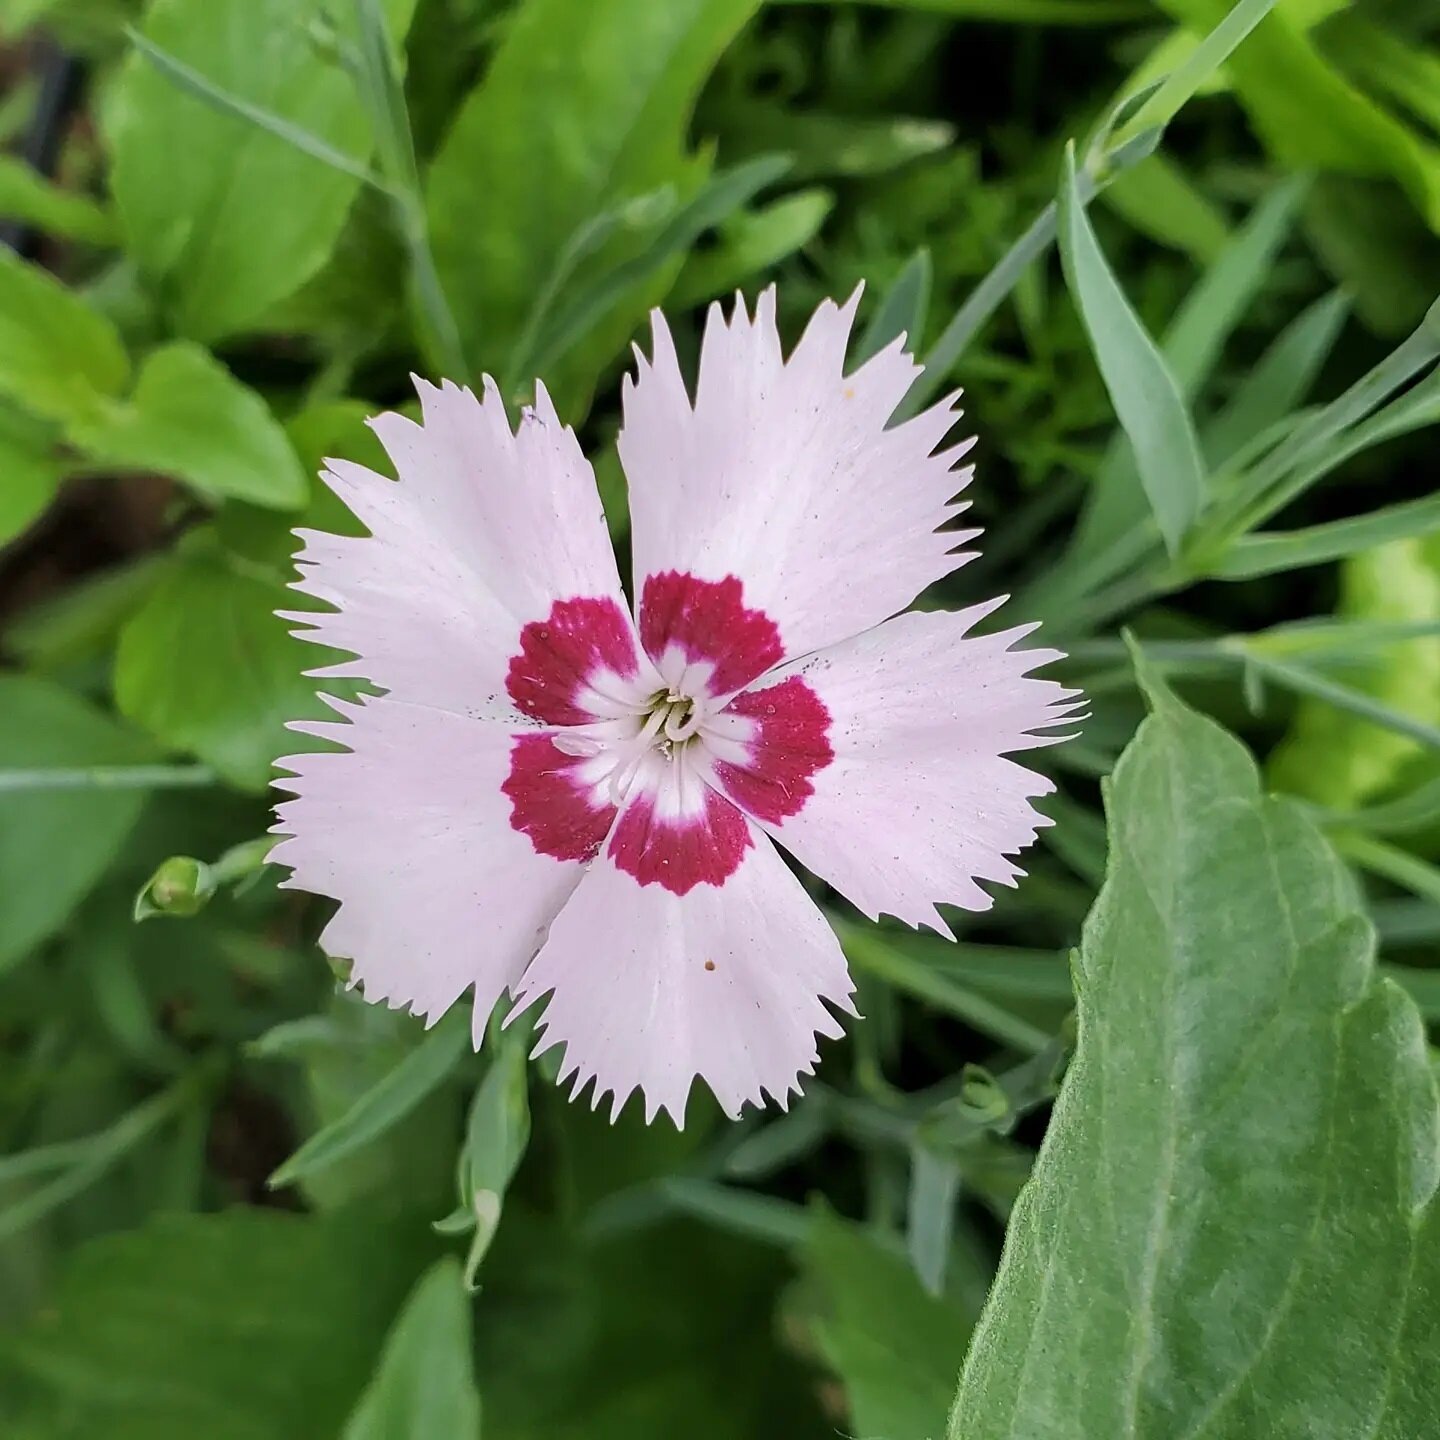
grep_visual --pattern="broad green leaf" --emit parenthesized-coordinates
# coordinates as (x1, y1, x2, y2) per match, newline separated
(107, 0, 419, 339)
(270, 1011, 468, 1190)
(71, 342, 307, 509)
(1211, 492, 1440, 579)
(1203, 288, 1350, 466)
(474, 1216, 826, 1438)
(1271, 537, 1440, 808)
(1156, 0, 1440, 229)
(427, 0, 762, 392)
(0, 676, 156, 971)
(0, 404, 65, 546)
(1057, 143, 1205, 554)
(341, 1259, 482, 1440)
(0, 1208, 440, 1439)
(670, 188, 833, 309)
(803, 1206, 974, 1440)
(858, 247, 932, 362)
(0, 246, 129, 426)
(948, 665, 1440, 1439)
(0, 154, 116, 244)
(112, 534, 338, 792)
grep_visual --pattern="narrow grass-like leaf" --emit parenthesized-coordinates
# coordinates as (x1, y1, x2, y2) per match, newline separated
(901, 125, 1163, 419)
(0, 1070, 209, 1241)
(1164, 172, 1307, 394)
(269, 1013, 468, 1188)
(1058, 142, 1206, 553)
(1221, 300, 1440, 532)
(350, 0, 467, 377)
(124, 27, 388, 192)
(838, 922, 1051, 1055)
(1212, 492, 1440, 579)
(857, 247, 932, 363)
(1203, 289, 1350, 465)
(907, 1145, 960, 1296)
(1333, 831, 1440, 909)
(650, 1177, 812, 1248)
(525, 153, 791, 379)
(1111, 0, 1279, 146)
(1333, 774, 1440, 838)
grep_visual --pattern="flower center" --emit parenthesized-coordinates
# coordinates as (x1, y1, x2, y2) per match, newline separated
(648, 689, 704, 751)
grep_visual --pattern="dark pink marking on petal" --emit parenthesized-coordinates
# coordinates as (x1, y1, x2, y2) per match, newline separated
(639, 571, 784, 697)
(507, 596, 639, 726)
(609, 788, 752, 895)
(503, 734, 615, 862)
(712, 677, 833, 824)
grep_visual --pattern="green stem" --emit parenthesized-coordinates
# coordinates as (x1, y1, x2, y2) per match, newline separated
(0, 763, 215, 794)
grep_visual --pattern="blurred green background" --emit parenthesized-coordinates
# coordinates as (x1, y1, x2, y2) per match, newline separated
(0, 0, 1438, 1436)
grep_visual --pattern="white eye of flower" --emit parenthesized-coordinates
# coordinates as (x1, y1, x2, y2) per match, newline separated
(271, 287, 1081, 1127)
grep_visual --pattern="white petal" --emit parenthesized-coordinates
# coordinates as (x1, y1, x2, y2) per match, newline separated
(619, 287, 975, 665)
(290, 377, 628, 715)
(511, 815, 855, 1126)
(723, 604, 1078, 936)
(271, 697, 582, 1038)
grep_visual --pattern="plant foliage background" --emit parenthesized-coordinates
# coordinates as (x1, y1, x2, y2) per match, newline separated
(0, 0, 1438, 1436)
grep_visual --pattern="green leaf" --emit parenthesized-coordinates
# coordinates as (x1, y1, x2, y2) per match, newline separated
(838, 922, 1052, 1055)
(0, 154, 117, 245)
(670, 188, 833, 309)
(1110, 0, 1278, 147)
(112, 536, 337, 792)
(1271, 537, 1440, 808)
(0, 404, 65, 546)
(270, 1012, 469, 1190)
(1155, 0, 1440, 230)
(803, 1206, 974, 1440)
(788, 0, 1144, 20)
(1211, 492, 1440, 580)
(0, 246, 129, 426)
(858, 247, 932, 363)
(1203, 289, 1350, 466)
(445, 1027, 532, 1288)
(1102, 152, 1230, 264)
(341, 1259, 482, 1440)
(1329, 17, 1440, 137)
(0, 676, 156, 971)
(0, 1208, 440, 1439)
(1057, 143, 1206, 554)
(521, 153, 790, 383)
(948, 665, 1440, 1438)
(426, 0, 762, 391)
(714, 98, 952, 182)
(71, 342, 307, 509)
(107, 0, 420, 340)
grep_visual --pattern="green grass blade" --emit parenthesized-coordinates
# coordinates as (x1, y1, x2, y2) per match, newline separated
(1111, 0, 1280, 146)
(1203, 289, 1350, 466)
(125, 27, 387, 192)
(858, 247, 932, 363)
(269, 1014, 469, 1189)
(1058, 142, 1206, 554)
(1212, 492, 1440, 579)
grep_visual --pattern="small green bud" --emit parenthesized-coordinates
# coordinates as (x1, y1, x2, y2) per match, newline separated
(134, 856, 215, 922)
